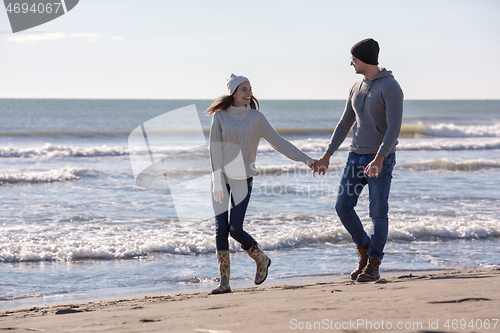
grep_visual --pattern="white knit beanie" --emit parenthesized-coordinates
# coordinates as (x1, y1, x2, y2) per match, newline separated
(226, 73, 249, 95)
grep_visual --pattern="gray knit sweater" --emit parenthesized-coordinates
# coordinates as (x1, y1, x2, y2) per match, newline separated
(327, 68, 404, 157)
(210, 105, 313, 192)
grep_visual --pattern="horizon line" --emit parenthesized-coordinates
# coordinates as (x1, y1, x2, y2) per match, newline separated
(1, 97, 499, 101)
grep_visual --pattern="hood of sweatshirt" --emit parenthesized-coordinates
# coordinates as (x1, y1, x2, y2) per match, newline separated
(365, 67, 394, 83)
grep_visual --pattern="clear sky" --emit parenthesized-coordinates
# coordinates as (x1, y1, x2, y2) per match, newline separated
(1, 0, 499, 100)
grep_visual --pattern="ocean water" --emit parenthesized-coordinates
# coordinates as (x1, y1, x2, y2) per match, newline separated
(1, 99, 499, 309)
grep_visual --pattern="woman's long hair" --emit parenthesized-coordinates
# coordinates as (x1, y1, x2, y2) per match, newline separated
(206, 94, 259, 115)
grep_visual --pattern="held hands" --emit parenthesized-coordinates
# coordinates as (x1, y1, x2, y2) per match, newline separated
(311, 152, 332, 177)
(310, 153, 384, 177)
(213, 154, 382, 199)
(310, 159, 318, 174)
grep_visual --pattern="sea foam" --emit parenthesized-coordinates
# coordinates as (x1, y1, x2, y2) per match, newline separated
(0, 144, 131, 158)
(420, 122, 500, 138)
(0, 168, 96, 184)
(1, 215, 498, 262)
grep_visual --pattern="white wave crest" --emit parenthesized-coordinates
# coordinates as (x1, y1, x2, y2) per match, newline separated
(0, 168, 95, 184)
(2, 135, 498, 162)
(0, 143, 203, 159)
(0, 220, 216, 262)
(0, 144, 132, 158)
(420, 123, 500, 138)
(1, 215, 498, 262)
(399, 138, 500, 151)
(388, 219, 500, 241)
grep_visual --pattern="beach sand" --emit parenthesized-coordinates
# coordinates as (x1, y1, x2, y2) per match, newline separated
(1, 269, 499, 332)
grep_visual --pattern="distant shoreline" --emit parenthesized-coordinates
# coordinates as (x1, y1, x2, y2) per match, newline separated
(1, 97, 500, 101)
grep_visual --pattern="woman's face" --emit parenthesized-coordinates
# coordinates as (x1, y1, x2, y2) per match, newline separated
(232, 81, 252, 107)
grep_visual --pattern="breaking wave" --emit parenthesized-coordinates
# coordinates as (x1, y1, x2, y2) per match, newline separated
(1, 216, 498, 262)
(0, 168, 98, 184)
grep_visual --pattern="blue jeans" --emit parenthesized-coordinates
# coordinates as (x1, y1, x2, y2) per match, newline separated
(213, 176, 255, 251)
(335, 152, 396, 260)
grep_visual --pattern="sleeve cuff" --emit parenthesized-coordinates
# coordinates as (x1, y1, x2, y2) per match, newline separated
(377, 146, 391, 158)
(212, 170, 224, 192)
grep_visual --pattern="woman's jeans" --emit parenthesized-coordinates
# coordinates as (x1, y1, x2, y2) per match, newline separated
(335, 152, 396, 260)
(213, 176, 255, 251)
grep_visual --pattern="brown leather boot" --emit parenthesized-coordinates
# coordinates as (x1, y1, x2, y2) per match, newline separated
(350, 243, 370, 280)
(356, 257, 381, 282)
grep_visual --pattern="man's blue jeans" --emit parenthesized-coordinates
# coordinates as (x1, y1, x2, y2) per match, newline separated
(335, 152, 396, 260)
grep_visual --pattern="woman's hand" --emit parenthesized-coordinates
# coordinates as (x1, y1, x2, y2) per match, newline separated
(312, 152, 332, 177)
(213, 190, 224, 204)
(310, 159, 318, 170)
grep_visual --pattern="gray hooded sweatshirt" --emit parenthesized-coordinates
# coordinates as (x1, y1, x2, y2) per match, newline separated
(327, 68, 404, 157)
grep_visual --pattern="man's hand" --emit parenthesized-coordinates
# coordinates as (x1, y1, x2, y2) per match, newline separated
(312, 152, 332, 176)
(365, 153, 385, 177)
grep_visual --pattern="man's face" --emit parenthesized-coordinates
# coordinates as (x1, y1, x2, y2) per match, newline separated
(350, 56, 367, 75)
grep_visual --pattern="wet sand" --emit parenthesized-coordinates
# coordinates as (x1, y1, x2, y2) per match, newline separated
(1, 269, 499, 332)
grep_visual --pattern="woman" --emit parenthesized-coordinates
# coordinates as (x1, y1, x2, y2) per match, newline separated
(207, 73, 315, 294)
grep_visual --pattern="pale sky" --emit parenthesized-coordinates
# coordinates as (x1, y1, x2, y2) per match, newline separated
(1, 0, 499, 100)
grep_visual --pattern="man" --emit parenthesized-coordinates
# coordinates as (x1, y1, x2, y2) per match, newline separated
(313, 38, 403, 282)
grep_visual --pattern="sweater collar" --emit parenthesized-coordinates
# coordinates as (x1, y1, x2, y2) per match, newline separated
(227, 104, 250, 116)
(364, 67, 393, 83)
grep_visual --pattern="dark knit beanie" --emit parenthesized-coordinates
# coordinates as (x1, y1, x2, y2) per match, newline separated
(350, 38, 379, 65)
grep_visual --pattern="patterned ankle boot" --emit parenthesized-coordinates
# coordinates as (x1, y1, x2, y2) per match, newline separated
(211, 250, 231, 294)
(245, 243, 271, 285)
